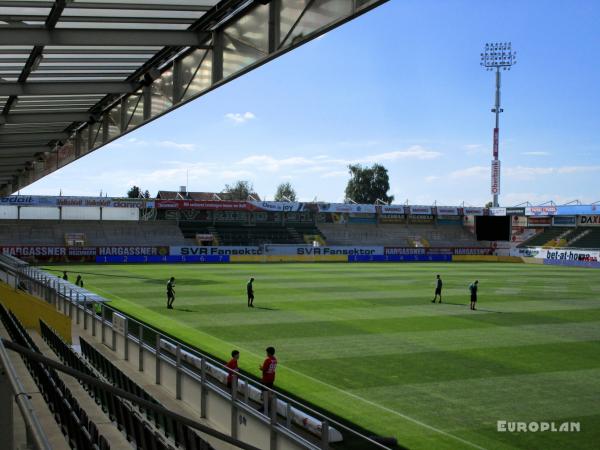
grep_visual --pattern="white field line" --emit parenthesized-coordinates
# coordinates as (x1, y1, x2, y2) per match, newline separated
(90, 286, 488, 450)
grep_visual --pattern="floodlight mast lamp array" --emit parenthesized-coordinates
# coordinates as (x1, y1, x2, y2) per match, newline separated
(480, 42, 517, 207)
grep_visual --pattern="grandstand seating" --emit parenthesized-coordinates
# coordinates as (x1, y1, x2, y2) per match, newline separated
(567, 228, 600, 249)
(0, 220, 186, 246)
(39, 319, 213, 450)
(519, 228, 568, 248)
(317, 223, 487, 247)
(0, 305, 111, 450)
(178, 222, 324, 246)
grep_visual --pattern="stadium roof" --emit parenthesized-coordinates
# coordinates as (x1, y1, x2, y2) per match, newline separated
(0, 0, 387, 196)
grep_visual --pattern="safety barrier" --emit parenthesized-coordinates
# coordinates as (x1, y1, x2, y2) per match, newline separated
(349, 254, 452, 262)
(0, 281, 72, 343)
(4, 260, 393, 450)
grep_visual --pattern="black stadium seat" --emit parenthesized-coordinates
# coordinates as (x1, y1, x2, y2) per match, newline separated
(0, 305, 109, 450)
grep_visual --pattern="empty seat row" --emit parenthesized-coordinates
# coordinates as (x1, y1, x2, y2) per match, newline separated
(40, 321, 212, 450)
(0, 305, 109, 450)
(79, 337, 213, 450)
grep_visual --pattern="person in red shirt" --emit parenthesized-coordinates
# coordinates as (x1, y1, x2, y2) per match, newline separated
(226, 350, 240, 389)
(259, 346, 277, 388)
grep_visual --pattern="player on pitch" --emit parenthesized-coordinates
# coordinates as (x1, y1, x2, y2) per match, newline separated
(166, 276, 176, 309)
(469, 280, 478, 310)
(247, 277, 255, 307)
(431, 274, 443, 303)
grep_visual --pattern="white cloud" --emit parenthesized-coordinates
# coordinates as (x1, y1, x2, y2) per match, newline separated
(556, 165, 600, 174)
(522, 151, 550, 156)
(237, 155, 315, 172)
(361, 145, 442, 162)
(464, 144, 487, 155)
(158, 140, 196, 151)
(320, 171, 348, 178)
(504, 166, 555, 180)
(449, 166, 488, 180)
(336, 139, 381, 148)
(225, 112, 256, 124)
(424, 175, 439, 182)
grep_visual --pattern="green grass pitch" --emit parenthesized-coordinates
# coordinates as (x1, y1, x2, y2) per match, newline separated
(49, 262, 600, 450)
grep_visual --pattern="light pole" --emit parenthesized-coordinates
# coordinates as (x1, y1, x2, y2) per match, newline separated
(480, 42, 516, 207)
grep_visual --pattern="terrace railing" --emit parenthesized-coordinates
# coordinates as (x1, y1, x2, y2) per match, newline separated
(0, 256, 394, 450)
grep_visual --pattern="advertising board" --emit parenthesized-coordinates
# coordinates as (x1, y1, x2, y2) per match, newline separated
(436, 206, 459, 215)
(170, 246, 385, 256)
(525, 206, 558, 216)
(578, 215, 600, 226)
(380, 205, 407, 215)
(409, 205, 433, 215)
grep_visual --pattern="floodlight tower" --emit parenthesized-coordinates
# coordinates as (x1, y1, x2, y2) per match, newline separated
(480, 42, 517, 207)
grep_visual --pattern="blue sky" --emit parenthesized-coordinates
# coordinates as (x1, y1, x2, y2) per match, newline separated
(21, 0, 600, 206)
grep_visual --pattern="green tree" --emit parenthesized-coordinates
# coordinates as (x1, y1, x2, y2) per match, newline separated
(274, 182, 297, 201)
(223, 180, 256, 200)
(127, 186, 151, 198)
(344, 164, 394, 204)
(127, 185, 141, 198)
(485, 201, 493, 208)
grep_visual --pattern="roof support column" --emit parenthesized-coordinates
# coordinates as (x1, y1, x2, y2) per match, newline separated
(211, 29, 224, 84)
(269, 0, 281, 53)
(87, 124, 94, 151)
(75, 129, 81, 157)
(120, 98, 127, 132)
(173, 58, 183, 105)
(102, 113, 109, 144)
(143, 85, 152, 121)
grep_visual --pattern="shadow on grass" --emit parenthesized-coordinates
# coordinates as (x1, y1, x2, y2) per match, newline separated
(432, 301, 504, 313)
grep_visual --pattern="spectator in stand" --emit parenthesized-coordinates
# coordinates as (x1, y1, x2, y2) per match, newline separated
(62, 271, 68, 281)
(258, 346, 278, 413)
(17, 279, 28, 292)
(226, 350, 240, 389)
(75, 275, 84, 288)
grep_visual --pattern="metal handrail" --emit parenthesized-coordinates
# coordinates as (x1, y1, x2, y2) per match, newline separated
(0, 337, 53, 450)
(2, 339, 261, 450)
(7, 261, 394, 450)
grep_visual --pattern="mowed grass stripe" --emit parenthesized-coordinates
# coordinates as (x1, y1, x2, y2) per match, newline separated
(289, 341, 600, 388)
(200, 309, 600, 341)
(49, 262, 600, 450)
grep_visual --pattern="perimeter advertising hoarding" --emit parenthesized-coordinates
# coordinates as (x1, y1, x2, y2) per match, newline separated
(380, 205, 407, 215)
(248, 201, 306, 212)
(505, 207, 526, 215)
(578, 215, 600, 226)
(409, 205, 433, 215)
(553, 216, 577, 227)
(489, 207, 506, 216)
(154, 200, 251, 210)
(527, 217, 552, 227)
(170, 246, 384, 256)
(379, 214, 406, 224)
(436, 206, 459, 216)
(512, 247, 599, 262)
(0, 196, 146, 208)
(525, 206, 558, 216)
(384, 247, 494, 256)
(463, 207, 484, 216)
(317, 203, 377, 214)
(0, 246, 168, 262)
(491, 160, 501, 195)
